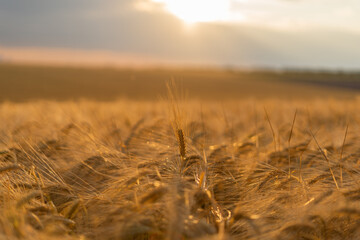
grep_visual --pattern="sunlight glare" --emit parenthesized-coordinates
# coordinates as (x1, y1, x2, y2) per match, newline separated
(151, 0, 233, 24)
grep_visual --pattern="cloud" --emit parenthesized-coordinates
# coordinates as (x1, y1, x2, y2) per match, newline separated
(0, 1, 181, 50)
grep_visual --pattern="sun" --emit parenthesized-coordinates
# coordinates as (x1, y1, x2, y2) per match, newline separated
(150, 0, 232, 24)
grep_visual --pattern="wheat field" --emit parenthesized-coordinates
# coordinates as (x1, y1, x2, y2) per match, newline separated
(1, 66, 360, 239)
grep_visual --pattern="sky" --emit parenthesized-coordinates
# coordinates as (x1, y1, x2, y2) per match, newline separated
(0, 0, 360, 70)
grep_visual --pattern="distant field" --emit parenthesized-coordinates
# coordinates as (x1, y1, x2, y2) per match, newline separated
(0, 63, 359, 101)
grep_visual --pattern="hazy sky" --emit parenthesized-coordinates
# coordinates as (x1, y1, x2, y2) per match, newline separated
(1, 0, 360, 69)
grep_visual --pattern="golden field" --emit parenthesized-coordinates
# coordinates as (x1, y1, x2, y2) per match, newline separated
(1, 64, 360, 239)
(0, 64, 359, 101)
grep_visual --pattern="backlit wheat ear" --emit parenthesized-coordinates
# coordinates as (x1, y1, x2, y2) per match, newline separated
(278, 224, 317, 239)
(313, 190, 333, 205)
(0, 164, 22, 174)
(198, 171, 205, 189)
(177, 128, 186, 160)
(43, 215, 76, 229)
(65, 199, 81, 219)
(26, 212, 44, 230)
(16, 190, 42, 208)
(139, 187, 167, 205)
(230, 208, 261, 235)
